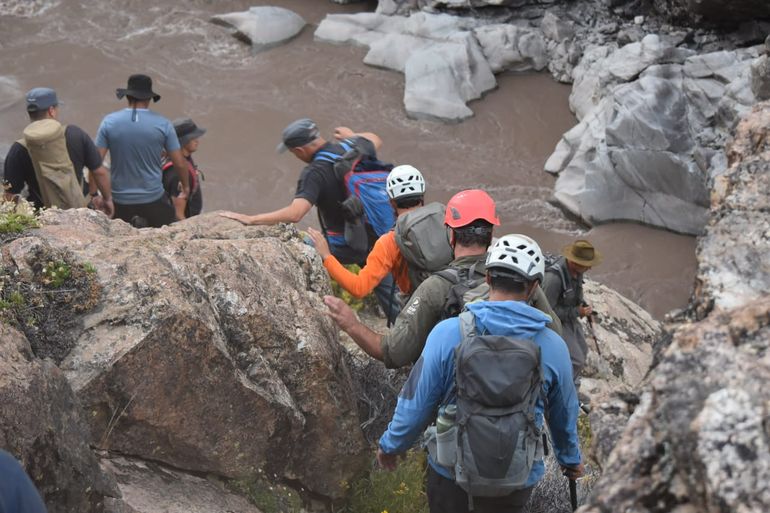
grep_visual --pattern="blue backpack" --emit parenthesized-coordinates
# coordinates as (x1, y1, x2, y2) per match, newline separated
(312, 139, 395, 237)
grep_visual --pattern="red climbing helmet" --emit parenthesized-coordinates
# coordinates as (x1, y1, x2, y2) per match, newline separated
(444, 189, 500, 228)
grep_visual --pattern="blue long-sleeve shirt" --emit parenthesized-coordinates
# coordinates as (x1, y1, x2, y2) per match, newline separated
(379, 300, 582, 487)
(0, 450, 47, 513)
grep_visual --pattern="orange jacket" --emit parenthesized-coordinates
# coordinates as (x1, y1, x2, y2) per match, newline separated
(323, 231, 412, 298)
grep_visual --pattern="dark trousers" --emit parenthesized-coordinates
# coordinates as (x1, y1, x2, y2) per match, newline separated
(427, 466, 533, 513)
(114, 195, 175, 228)
(329, 242, 400, 324)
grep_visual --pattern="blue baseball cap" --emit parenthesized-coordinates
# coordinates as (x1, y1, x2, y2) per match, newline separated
(26, 87, 60, 113)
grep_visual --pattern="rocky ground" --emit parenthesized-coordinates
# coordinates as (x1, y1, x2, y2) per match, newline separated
(0, 206, 660, 512)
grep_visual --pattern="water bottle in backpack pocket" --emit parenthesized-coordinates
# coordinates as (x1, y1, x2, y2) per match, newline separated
(435, 405, 457, 468)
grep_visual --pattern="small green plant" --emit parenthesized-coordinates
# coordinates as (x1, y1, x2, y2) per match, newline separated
(330, 264, 381, 314)
(0, 197, 39, 235)
(41, 260, 71, 288)
(82, 262, 97, 274)
(577, 411, 592, 450)
(338, 450, 428, 513)
(229, 476, 303, 513)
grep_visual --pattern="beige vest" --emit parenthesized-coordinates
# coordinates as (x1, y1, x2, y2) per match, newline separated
(18, 119, 88, 209)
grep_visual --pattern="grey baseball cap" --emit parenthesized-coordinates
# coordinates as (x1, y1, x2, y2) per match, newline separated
(276, 118, 320, 153)
(26, 87, 60, 113)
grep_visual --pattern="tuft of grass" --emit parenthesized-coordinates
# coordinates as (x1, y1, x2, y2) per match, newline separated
(577, 411, 592, 450)
(336, 450, 428, 513)
(229, 476, 303, 513)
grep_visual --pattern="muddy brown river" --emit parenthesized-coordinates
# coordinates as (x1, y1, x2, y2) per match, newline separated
(0, 0, 696, 319)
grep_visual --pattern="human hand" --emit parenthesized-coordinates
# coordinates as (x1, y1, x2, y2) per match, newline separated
(333, 126, 355, 140)
(219, 211, 253, 225)
(307, 227, 331, 260)
(376, 448, 400, 471)
(578, 305, 593, 318)
(101, 198, 115, 218)
(561, 462, 585, 480)
(324, 295, 357, 332)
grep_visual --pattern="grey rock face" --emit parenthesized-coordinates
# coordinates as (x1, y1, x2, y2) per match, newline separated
(0, 323, 119, 513)
(1, 211, 368, 501)
(210, 6, 305, 51)
(547, 37, 761, 235)
(578, 100, 770, 513)
(475, 24, 548, 73)
(653, 0, 770, 26)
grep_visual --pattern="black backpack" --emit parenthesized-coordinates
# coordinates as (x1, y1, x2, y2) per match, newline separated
(434, 263, 488, 320)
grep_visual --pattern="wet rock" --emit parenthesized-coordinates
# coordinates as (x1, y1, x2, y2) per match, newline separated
(475, 24, 548, 73)
(102, 456, 263, 513)
(579, 100, 770, 513)
(547, 41, 759, 235)
(0, 323, 119, 513)
(316, 12, 495, 121)
(210, 6, 305, 51)
(3, 211, 368, 501)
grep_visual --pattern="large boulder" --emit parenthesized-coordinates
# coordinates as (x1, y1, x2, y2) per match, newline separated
(578, 101, 770, 513)
(210, 6, 305, 51)
(1, 211, 368, 501)
(316, 12, 497, 121)
(0, 323, 119, 512)
(546, 37, 761, 235)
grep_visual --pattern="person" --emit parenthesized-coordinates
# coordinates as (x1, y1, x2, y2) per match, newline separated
(162, 117, 206, 219)
(306, 164, 426, 302)
(543, 239, 602, 382)
(376, 234, 583, 513)
(3, 87, 113, 217)
(0, 449, 47, 513)
(219, 119, 398, 322)
(324, 189, 561, 369)
(95, 74, 189, 227)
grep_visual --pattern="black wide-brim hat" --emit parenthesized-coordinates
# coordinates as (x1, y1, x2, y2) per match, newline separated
(116, 74, 161, 102)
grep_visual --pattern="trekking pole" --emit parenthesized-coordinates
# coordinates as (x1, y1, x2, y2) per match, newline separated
(569, 477, 578, 511)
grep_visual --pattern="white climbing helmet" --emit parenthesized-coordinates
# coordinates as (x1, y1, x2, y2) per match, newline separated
(386, 165, 426, 200)
(485, 234, 545, 282)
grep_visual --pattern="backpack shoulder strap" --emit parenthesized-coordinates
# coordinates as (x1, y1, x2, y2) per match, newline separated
(440, 311, 477, 407)
(434, 267, 461, 285)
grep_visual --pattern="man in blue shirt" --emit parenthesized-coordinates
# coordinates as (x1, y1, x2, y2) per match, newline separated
(95, 74, 189, 227)
(377, 234, 584, 513)
(0, 450, 47, 513)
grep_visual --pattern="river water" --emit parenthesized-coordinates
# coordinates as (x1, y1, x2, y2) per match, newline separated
(0, 0, 696, 319)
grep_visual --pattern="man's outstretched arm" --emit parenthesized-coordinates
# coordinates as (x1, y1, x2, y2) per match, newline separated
(324, 295, 384, 361)
(219, 198, 312, 226)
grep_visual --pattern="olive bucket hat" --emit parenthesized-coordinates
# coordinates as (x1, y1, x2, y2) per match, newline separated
(173, 117, 206, 146)
(561, 240, 602, 267)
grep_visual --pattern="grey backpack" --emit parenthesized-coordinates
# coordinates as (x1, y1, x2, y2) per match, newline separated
(453, 311, 544, 498)
(395, 202, 454, 290)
